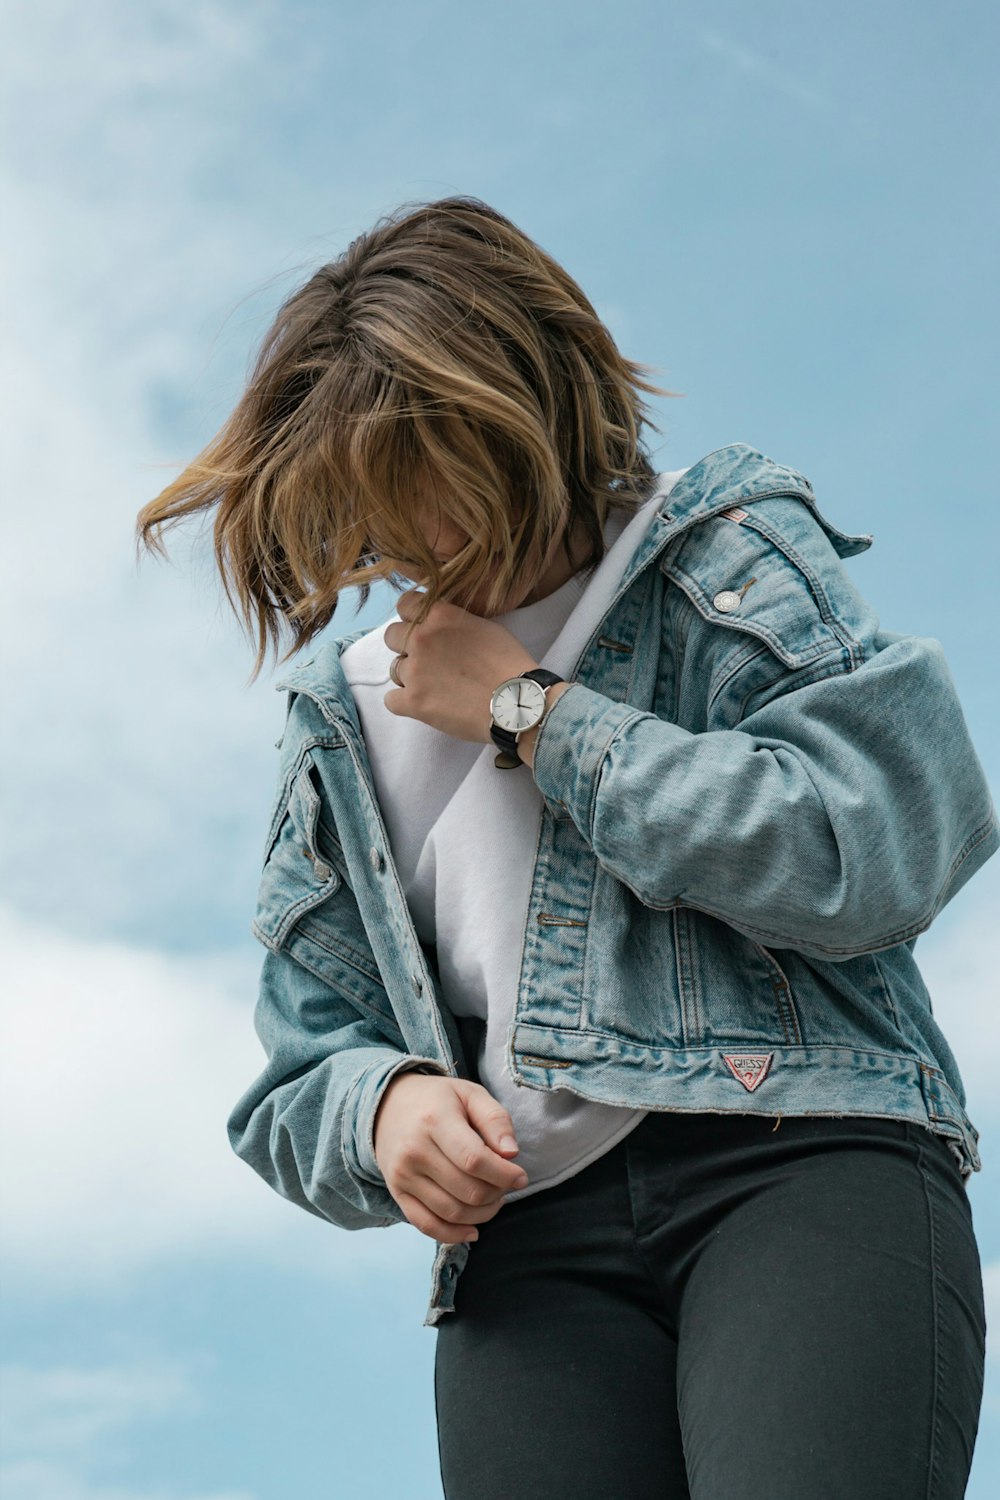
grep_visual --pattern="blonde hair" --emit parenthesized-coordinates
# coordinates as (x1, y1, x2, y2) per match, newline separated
(134, 195, 681, 681)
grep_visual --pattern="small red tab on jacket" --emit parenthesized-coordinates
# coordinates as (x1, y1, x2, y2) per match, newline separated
(722, 1052, 774, 1091)
(719, 506, 749, 523)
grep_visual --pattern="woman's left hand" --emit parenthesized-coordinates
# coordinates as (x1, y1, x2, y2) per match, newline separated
(383, 588, 540, 743)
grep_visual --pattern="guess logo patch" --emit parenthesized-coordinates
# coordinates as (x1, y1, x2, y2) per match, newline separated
(719, 506, 749, 524)
(722, 1052, 774, 1091)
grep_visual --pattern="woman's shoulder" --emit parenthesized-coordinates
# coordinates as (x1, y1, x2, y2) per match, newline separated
(659, 447, 885, 706)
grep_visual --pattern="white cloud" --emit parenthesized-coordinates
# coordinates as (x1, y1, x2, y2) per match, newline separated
(0, 1462, 253, 1500)
(2, 0, 997, 1330)
(0, 904, 434, 1296)
(0, 1356, 256, 1500)
(0, 1361, 197, 1457)
(2, 864, 997, 1299)
(910, 858, 1000, 1131)
(916, 863, 1000, 1434)
(690, 24, 835, 116)
(985, 1261, 1000, 1368)
(0, 0, 426, 1306)
(0, 0, 391, 945)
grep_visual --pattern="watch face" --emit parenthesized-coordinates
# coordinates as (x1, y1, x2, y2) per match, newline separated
(491, 677, 547, 731)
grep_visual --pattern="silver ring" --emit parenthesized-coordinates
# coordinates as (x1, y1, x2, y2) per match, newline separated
(389, 652, 407, 686)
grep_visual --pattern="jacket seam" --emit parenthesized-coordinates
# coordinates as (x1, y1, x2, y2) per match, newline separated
(283, 934, 403, 1038)
(749, 940, 802, 1045)
(870, 951, 900, 1026)
(261, 737, 346, 864)
(705, 638, 849, 721)
(254, 877, 342, 949)
(574, 477, 816, 671)
(632, 813, 997, 955)
(913, 1132, 944, 1498)
(731, 513, 857, 654)
(942, 809, 999, 887)
(706, 639, 774, 711)
(512, 1025, 934, 1070)
(588, 705, 652, 835)
(736, 508, 865, 663)
(661, 555, 852, 672)
(735, 648, 853, 722)
(340, 1063, 385, 1199)
(293, 915, 387, 988)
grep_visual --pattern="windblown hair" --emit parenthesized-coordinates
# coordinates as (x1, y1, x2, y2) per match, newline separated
(135, 195, 681, 681)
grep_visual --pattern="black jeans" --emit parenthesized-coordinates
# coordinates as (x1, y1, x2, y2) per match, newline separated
(434, 1109, 986, 1499)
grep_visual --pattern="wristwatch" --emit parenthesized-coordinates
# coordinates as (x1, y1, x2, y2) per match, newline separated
(489, 668, 566, 769)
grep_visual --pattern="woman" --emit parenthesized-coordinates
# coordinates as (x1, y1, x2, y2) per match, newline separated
(135, 195, 996, 1499)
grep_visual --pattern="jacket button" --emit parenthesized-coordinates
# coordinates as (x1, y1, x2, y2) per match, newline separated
(313, 860, 333, 882)
(713, 589, 742, 613)
(370, 846, 385, 872)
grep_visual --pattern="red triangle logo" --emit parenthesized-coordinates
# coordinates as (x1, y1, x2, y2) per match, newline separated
(722, 1052, 774, 1092)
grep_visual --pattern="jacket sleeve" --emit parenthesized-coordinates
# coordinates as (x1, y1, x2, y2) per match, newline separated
(226, 946, 448, 1231)
(226, 703, 449, 1231)
(530, 501, 999, 962)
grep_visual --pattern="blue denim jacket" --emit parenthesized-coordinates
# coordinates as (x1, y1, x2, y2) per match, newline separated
(226, 441, 998, 1327)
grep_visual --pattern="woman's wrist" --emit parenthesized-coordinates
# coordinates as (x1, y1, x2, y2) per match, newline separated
(516, 681, 572, 769)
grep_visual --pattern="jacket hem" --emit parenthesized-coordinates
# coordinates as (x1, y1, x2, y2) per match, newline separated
(506, 1023, 981, 1177)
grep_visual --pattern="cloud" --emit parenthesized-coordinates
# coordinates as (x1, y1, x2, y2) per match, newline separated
(0, 1357, 254, 1500)
(917, 863, 1000, 1401)
(2, 860, 997, 1299)
(0, 1360, 198, 1458)
(0, 181, 387, 946)
(986, 1261, 1000, 1368)
(689, 24, 837, 116)
(0, 1360, 253, 1500)
(0, 0, 391, 951)
(909, 857, 1000, 1130)
(0, 904, 434, 1297)
(0, 1462, 254, 1500)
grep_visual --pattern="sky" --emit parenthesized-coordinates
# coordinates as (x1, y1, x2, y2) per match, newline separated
(2, 0, 998, 1495)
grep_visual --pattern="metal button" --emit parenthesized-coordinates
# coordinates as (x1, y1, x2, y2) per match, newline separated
(370, 846, 384, 872)
(713, 589, 742, 613)
(313, 860, 333, 882)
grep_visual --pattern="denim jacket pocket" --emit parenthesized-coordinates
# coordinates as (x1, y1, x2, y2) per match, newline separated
(253, 752, 344, 951)
(660, 492, 876, 680)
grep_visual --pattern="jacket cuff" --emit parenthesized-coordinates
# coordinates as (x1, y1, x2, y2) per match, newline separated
(346, 1053, 451, 1185)
(531, 680, 649, 831)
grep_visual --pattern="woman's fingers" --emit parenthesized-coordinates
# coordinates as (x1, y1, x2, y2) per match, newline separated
(393, 1187, 481, 1245)
(372, 1074, 530, 1243)
(460, 1081, 529, 1164)
(424, 1132, 524, 1200)
(430, 1114, 529, 1195)
(413, 1147, 513, 1219)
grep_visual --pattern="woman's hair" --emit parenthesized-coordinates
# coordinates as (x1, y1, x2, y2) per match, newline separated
(135, 195, 681, 681)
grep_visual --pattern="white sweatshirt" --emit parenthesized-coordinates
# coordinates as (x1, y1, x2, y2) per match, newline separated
(341, 469, 689, 1200)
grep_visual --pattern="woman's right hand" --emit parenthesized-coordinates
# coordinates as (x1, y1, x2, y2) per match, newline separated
(373, 1072, 530, 1243)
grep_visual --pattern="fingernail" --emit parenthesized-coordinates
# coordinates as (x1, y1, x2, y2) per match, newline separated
(465, 1229, 479, 1242)
(499, 1135, 518, 1152)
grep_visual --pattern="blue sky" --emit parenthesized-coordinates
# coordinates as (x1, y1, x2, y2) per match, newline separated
(3, 1, 998, 1495)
